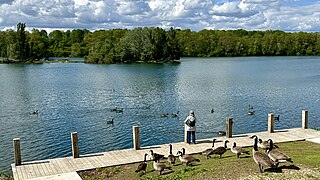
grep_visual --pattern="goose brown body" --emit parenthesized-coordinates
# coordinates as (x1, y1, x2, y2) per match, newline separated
(149, 150, 164, 162)
(266, 139, 293, 167)
(210, 140, 229, 158)
(135, 153, 148, 173)
(251, 135, 276, 173)
(201, 139, 216, 159)
(231, 142, 250, 158)
(153, 160, 172, 175)
(177, 150, 200, 166)
(167, 144, 176, 165)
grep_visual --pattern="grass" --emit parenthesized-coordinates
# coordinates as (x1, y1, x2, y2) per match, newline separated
(0, 170, 13, 180)
(78, 141, 320, 180)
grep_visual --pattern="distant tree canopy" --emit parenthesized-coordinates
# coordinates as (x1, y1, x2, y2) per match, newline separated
(1, 23, 320, 63)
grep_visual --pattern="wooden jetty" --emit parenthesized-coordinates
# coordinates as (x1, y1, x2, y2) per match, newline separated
(11, 111, 320, 180)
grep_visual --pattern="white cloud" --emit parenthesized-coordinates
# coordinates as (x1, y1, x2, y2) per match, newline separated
(0, 0, 319, 32)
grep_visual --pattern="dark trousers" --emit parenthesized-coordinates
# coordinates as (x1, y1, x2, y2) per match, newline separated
(187, 131, 196, 144)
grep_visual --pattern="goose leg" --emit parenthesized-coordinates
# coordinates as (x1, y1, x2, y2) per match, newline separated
(258, 164, 263, 173)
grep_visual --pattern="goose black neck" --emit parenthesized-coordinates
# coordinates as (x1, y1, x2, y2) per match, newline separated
(212, 139, 215, 148)
(253, 137, 258, 151)
(144, 154, 147, 162)
(169, 144, 172, 154)
(233, 142, 236, 148)
(269, 139, 274, 151)
(224, 141, 228, 148)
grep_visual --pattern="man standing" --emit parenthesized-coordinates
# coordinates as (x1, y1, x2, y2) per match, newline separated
(184, 110, 196, 144)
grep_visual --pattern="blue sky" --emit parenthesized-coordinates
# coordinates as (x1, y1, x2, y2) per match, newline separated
(0, 0, 319, 32)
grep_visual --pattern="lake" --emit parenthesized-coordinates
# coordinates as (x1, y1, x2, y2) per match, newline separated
(1, 56, 320, 172)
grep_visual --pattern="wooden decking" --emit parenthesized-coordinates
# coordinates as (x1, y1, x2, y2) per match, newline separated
(11, 128, 320, 180)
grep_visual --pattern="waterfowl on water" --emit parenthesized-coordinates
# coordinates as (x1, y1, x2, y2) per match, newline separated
(171, 111, 179, 118)
(160, 113, 169, 117)
(274, 115, 280, 121)
(106, 118, 114, 124)
(112, 107, 123, 113)
(266, 139, 293, 167)
(135, 153, 148, 173)
(30, 110, 38, 115)
(231, 142, 250, 158)
(167, 144, 176, 165)
(250, 135, 276, 173)
(177, 150, 200, 166)
(218, 131, 226, 136)
(149, 150, 164, 162)
(201, 138, 216, 159)
(248, 111, 255, 115)
(210, 140, 229, 159)
(211, 108, 214, 113)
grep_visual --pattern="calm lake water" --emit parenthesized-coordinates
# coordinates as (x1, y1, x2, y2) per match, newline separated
(1, 56, 320, 172)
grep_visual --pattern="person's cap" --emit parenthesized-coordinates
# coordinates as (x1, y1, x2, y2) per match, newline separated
(189, 110, 194, 114)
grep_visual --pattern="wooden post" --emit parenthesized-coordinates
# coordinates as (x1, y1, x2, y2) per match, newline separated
(226, 117, 233, 138)
(13, 138, 21, 166)
(133, 126, 140, 150)
(268, 113, 274, 133)
(71, 132, 79, 158)
(302, 110, 308, 129)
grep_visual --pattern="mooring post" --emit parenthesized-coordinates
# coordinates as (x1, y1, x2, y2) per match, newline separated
(71, 132, 79, 158)
(302, 110, 308, 129)
(13, 138, 21, 166)
(268, 113, 274, 133)
(133, 126, 140, 150)
(226, 117, 233, 138)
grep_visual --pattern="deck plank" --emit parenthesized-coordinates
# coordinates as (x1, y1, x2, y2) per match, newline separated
(12, 128, 320, 179)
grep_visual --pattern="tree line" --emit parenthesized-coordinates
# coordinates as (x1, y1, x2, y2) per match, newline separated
(1, 23, 320, 64)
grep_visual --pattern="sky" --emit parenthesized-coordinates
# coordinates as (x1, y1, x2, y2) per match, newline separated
(0, 0, 319, 32)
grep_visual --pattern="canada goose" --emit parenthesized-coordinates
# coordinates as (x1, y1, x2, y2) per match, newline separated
(248, 104, 254, 110)
(30, 110, 38, 115)
(111, 107, 123, 113)
(266, 139, 293, 167)
(135, 153, 148, 173)
(211, 108, 214, 113)
(218, 131, 226, 136)
(180, 148, 197, 160)
(149, 150, 164, 162)
(167, 144, 176, 165)
(160, 113, 169, 117)
(152, 158, 172, 175)
(274, 115, 280, 121)
(250, 135, 276, 173)
(202, 138, 216, 159)
(106, 118, 114, 124)
(231, 142, 250, 158)
(248, 111, 255, 115)
(210, 140, 229, 158)
(258, 138, 279, 149)
(171, 111, 179, 118)
(177, 151, 200, 166)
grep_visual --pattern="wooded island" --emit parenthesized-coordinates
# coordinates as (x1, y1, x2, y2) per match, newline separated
(1, 23, 320, 64)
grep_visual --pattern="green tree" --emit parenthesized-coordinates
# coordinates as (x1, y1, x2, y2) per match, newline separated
(28, 29, 49, 60)
(16, 23, 29, 61)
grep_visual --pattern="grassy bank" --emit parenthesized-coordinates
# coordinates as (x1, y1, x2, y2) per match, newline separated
(0, 171, 13, 180)
(78, 141, 320, 180)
